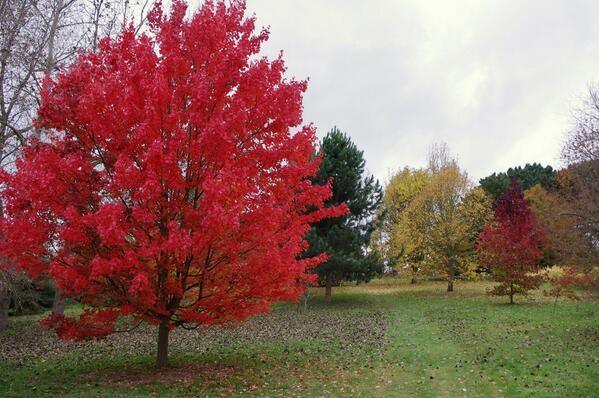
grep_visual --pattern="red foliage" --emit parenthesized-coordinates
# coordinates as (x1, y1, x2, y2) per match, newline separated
(544, 266, 599, 304)
(0, 0, 345, 340)
(477, 180, 543, 303)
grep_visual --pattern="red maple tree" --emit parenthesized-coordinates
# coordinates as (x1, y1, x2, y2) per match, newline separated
(477, 180, 543, 304)
(0, 0, 345, 367)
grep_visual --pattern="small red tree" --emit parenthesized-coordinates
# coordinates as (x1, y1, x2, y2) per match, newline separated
(544, 266, 599, 309)
(0, 0, 345, 367)
(477, 180, 543, 304)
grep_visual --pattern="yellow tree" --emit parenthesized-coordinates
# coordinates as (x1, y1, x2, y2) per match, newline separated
(392, 203, 428, 283)
(407, 144, 492, 291)
(371, 167, 430, 282)
(409, 164, 469, 291)
(373, 145, 492, 289)
(461, 186, 494, 271)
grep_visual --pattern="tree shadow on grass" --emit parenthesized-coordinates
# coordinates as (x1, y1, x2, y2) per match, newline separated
(80, 363, 241, 387)
(4, 351, 265, 397)
(56, 347, 354, 397)
(79, 360, 240, 388)
(306, 294, 384, 311)
(487, 297, 555, 308)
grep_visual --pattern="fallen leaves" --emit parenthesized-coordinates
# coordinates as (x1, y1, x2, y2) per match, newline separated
(0, 308, 388, 365)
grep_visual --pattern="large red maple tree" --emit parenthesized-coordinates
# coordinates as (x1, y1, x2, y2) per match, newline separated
(0, 0, 345, 367)
(477, 180, 543, 304)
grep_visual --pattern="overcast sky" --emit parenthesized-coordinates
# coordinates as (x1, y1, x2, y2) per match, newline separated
(235, 1, 599, 184)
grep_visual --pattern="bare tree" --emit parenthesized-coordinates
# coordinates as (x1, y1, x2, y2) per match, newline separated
(562, 83, 599, 164)
(0, 0, 47, 167)
(0, 0, 156, 326)
(1, 0, 155, 158)
(558, 83, 599, 269)
(0, 0, 49, 328)
(82, 0, 156, 51)
(427, 142, 458, 175)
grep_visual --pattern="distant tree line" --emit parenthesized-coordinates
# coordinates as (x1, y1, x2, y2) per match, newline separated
(371, 84, 599, 302)
(479, 163, 556, 202)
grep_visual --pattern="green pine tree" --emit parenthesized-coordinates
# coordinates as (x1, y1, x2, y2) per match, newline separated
(480, 163, 556, 201)
(307, 127, 383, 301)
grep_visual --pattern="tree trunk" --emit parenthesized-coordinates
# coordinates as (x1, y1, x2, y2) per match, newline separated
(411, 266, 418, 284)
(0, 203, 7, 331)
(447, 272, 454, 292)
(447, 262, 456, 292)
(0, 291, 9, 331)
(302, 290, 309, 312)
(52, 289, 65, 315)
(297, 289, 309, 312)
(156, 322, 170, 368)
(509, 283, 514, 304)
(325, 272, 333, 302)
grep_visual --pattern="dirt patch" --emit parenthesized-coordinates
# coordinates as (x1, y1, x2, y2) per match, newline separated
(80, 363, 239, 387)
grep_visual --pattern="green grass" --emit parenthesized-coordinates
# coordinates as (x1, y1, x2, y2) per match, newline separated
(1, 279, 597, 397)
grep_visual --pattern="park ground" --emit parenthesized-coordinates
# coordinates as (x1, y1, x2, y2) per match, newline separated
(0, 279, 597, 397)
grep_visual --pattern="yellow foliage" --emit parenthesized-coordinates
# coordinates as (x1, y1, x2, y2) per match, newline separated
(373, 148, 493, 289)
(543, 265, 567, 279)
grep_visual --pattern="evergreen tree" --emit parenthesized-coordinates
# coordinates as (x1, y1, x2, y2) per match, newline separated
(480, 163, 556, 201)
(307, 127, 383, 300)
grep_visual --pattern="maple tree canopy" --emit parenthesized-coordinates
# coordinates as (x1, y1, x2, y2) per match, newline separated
(0, 0, 346, 341)
(477, 180, 543, 303)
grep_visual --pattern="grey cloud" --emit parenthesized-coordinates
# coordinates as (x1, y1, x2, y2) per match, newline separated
(242, 0, 599, 182)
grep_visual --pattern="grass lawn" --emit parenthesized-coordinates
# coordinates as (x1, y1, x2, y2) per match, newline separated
(0, 279, 597, 397)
